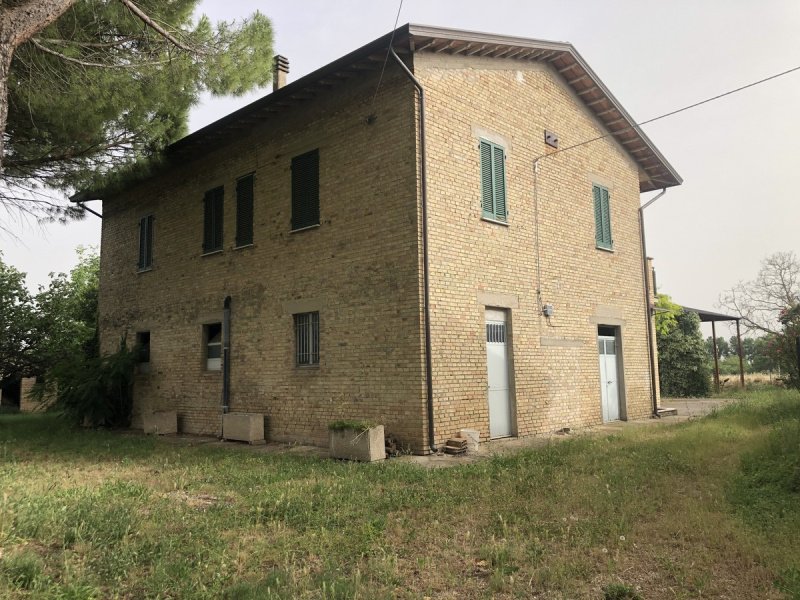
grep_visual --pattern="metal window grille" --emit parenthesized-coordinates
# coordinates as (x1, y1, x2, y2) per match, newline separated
(486, 322, 506, 344)
(295, 312, 319, 365)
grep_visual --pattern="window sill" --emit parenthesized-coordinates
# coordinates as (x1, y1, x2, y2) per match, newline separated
(295, 364, 320, 370)
(291, 223, 320, 234)
(596, 245, 615, 253)
(234, 243, 254, 250)
(201, 249, 223, 257)
(137, 267, 153, 273)
(481, 216, 509, 227)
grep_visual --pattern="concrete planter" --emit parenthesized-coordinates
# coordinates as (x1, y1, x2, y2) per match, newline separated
(143, 410, 178, 435)
(329, 425, 385, 462)
(222, 412, 265, 444)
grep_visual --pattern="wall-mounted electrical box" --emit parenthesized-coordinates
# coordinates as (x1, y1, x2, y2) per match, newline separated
(544, 130, 559, 148)
(542, 303, 555, 317)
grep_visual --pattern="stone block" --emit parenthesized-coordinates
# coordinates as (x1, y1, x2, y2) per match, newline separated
(329, 425, 385, 462)
(459, 428, 480, 453)
(223, 412, 265, 444)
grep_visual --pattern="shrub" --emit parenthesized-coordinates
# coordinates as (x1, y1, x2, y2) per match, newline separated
(656, 304, 711, 397)
(34, 337, 136, 428)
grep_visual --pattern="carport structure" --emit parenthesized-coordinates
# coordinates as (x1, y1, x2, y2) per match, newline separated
(681, 306, 745, 392)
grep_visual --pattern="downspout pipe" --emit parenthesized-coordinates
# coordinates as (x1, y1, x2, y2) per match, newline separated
(389, 46, 437, 453)
(639, 188, 667, 417)
(222, 296, 232, 414)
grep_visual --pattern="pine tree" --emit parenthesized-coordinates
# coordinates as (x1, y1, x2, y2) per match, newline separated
(0, 0, 273, 225)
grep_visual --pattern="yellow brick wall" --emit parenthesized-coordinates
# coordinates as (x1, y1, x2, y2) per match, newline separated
(99, 50, 661, 454)
(99, 66, 429, 450)
(414, 53, 655, 447)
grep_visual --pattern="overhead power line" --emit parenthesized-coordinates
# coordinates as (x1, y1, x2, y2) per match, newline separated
(539, 63, 800, 162)
(370, 0, 405, 105)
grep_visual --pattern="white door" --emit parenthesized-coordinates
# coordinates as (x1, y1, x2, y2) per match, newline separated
(486, 309, 513, 438)
(598, 335, 620, 422)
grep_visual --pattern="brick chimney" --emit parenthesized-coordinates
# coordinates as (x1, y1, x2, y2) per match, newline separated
(273, 55, 289, 90)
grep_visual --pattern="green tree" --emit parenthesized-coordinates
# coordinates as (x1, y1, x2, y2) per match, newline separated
(750, 336, 778, 373)
(705, 336, 731, 360)
(1, 0, 273, 223)
(34, 245, 99, 367)
(656, 294, 711, 397)
(721, 252, 799, 387)
(654, 293, 680, 336)
(0, 253, 39, 383)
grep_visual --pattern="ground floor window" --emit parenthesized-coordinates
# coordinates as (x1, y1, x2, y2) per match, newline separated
(294, 312, 319, 366)
(205, 323, 222, 371)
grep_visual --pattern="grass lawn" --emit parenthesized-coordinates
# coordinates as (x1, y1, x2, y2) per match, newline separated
(0, 390, 798, 599)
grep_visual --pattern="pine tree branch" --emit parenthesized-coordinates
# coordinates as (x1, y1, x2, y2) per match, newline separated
(117, 0, 202, 54)
(30, 37, 168, 69)
(35, 36, 137, 49)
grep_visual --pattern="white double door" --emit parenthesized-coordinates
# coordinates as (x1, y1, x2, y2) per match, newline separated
(598, 335, 620, 422)
(486, 309, 513, 438)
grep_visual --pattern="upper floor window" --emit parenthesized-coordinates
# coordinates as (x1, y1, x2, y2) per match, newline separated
(203, 186, 224, 254)
(138, 215, 154, 270)
(593, 184, 613, 250)
(291, 149, 320, 231)
(480, 139, 507, 222)
(236, 173, 254, 247)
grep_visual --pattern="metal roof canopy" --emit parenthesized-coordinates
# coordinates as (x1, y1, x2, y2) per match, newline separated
(74, 23, 681, 202)
(679, 305, 745, 391)
(680, 306, 740, 323)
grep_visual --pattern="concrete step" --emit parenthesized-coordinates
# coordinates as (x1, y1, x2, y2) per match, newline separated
(657, 407, 678, 417)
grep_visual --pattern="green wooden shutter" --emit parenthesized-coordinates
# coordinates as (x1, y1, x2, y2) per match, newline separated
(236, 174, 254, 247)
(138, 217, 147, 269)
(593, 184, 612, 249)
(480, 141, 494, 217)
(600, 187, 612, 248)
(492, 145, 507, 221)
(480, 140, 507, 221)
(138, 215, 154, 269)
(593, 185, 603, 246)
(291, 149, 320, 230)
(203, 186, 224, 252)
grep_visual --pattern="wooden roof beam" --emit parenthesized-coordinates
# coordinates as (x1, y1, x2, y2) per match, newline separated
(415, 38, 439, 52)
(568, 73, 590, 85)
(577, 85, 599, 96)
(466, 43, 488, 56)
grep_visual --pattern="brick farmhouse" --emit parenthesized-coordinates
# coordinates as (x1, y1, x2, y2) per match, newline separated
(90, 24, 682, 453)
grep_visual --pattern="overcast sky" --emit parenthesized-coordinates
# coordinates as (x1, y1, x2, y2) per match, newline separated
(3, 0, 799, 337)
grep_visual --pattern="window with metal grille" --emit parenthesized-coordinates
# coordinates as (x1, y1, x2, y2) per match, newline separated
(291, 149, 320, 231)
(486, 322, 506, 343)
(138, 215, 154, 270)
(203, 186, 224, 253)
(205, 323, 222, 371)
(294, 312, 319, 366)
(480, 139, 507, 222)
(593, 184, 613, 250)
(236, 173, 254, 247)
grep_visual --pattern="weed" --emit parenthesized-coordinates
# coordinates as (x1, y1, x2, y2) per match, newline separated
(2, 550, 46, 590)
(602, 582, 642, 600)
